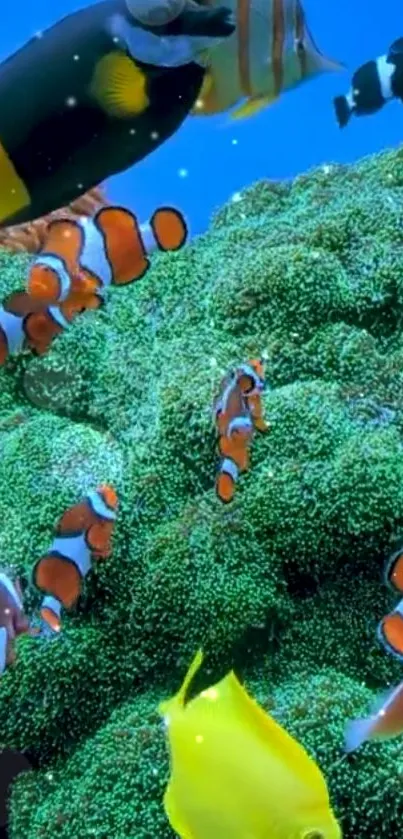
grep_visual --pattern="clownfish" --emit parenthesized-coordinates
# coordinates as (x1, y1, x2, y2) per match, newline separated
(334, 38, 403, 128)
(159, 649, 341, 839)
(0, 0, 235, 227)
(214, 358, 269, 503)
(0, 290, 98, 364)
(377, 546, 403, 660)
(344, 680, 403, 752)
(0, 573, 31, 673)
(32, 485, 118, 632)
(27, 205, 188, 309)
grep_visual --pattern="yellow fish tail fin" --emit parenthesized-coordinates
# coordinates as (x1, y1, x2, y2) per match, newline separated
(229, 95, 277, 121)
(159, 649, 204, 716)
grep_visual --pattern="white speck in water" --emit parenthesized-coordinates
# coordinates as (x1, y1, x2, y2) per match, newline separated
(231, 191, 242, 203)
(34, 30, 43, 39)
(150, 130, 159, 141)
(77, 183, 84, 190)
(231, 138, 238, 145)
(194, 98, 204, 110)
(66, 96, 77, 108)
(73, 54, 80, 61)
(178, 168, 188, 178)
(129, 128, 136, 135)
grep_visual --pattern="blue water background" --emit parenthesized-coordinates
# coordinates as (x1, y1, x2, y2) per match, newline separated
(2, 0, 402, 234)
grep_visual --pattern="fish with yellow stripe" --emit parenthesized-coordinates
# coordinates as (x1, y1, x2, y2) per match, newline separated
(192, 0, 342, 120)
(0, 0, 235, 228)
(159, 649, 342, 839)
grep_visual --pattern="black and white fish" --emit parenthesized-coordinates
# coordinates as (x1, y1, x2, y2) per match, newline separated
(334, 37, 403, 128)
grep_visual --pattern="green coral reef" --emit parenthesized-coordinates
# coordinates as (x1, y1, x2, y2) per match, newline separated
(2, 145, 403, 838)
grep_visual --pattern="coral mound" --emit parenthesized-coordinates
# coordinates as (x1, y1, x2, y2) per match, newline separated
(3, 147, 403, 838)
(0, 186, 108, 253)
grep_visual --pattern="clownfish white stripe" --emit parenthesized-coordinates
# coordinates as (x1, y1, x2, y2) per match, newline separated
(48, 306, 70, 330)
(87, 489, 117, 521)
(0, 307, 25, 355)
(139, 221, 160, 254)
(376, 54, 394, 101)
(41, 594, 62, 618)
(80, 217, 113, 289)
(227, 416, 253, 436)
(221, 458, 239, 481)
(50, 533, 92, 579)
(0, 572, 23, 610)
(34, 254, 72, 302)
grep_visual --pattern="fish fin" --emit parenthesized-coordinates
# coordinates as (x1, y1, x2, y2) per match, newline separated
(218, 671, 328, 792)
(229, 95, 277, 121)
(88, 51, 149, 118)
(315, 53, 344, 73)
(163, 781, 194, 839)
(344, 717, 373, 753)
(0, 142, 31, 225)
(333, 95, 352, 128)
(387, 38, 403, 61)
(159, 649, 204, 715)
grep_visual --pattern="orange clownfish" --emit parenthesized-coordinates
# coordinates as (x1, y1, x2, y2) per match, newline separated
(0, 289, 99, 363)
(32, 485, 118, 632)
(27, 205, 188, 310)
(377, 546, 403, 660)
(214, 358, 269, 503)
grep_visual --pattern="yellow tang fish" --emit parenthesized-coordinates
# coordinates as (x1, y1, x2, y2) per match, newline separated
(193, 0, 343, 120)
(159, 649, 342, 839)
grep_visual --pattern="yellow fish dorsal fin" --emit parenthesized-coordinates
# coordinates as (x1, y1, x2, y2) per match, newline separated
(219, 671, 330, 793)
(88, 51, 149, 118)
(229, 95, 277, 121)
(159, 648, 204, 716)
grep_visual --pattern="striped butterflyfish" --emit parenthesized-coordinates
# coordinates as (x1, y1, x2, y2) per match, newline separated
(0, 0, 235, 228)
(192, 0, 343, 119)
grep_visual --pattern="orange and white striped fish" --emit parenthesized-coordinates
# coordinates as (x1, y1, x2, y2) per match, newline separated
(27, 205, 188, 309)
(33, 485, 118, 632)
(377, 545, 403, 660)
(214, 358, 269, 502)
(0, 290, 88, 364)
(193, 0, 342, 119)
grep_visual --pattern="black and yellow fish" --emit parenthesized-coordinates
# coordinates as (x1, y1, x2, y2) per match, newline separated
(0, 0, 235, 227)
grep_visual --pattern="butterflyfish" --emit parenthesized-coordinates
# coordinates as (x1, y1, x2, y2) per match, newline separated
(191, 0, 342, 120)
(334, 37, 403, 128)
(27, 204, 188, 310)
(32, 485, 118, 632)
(159, 649, 342, 839)
(0, 0, 235, 227)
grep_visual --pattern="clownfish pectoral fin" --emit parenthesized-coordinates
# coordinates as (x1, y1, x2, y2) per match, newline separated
(384, 548, 403, 594)
(377, 601, 403, 660)
(216, 457, 238, 503)
(88, 51, 149, 118)
(229, 95, 277, 121)
(0, 142, 31, 225)
(150, 207, 188, 252)
(40, 595, 62, 633)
